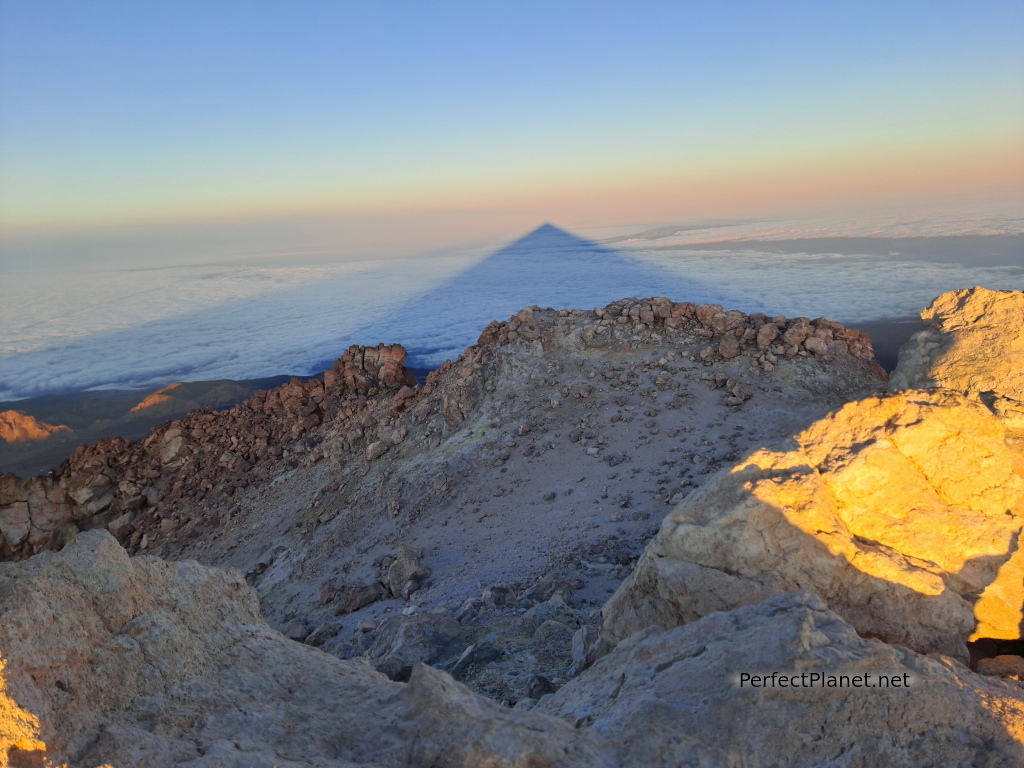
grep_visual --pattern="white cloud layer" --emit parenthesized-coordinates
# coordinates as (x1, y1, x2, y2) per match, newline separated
(1, 211, 1021, 401)
(604, 205, 1024, 247)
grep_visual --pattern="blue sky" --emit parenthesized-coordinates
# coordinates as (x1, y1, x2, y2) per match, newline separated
(2, 1, 1022, 231)
(1, 2, 1022, 398)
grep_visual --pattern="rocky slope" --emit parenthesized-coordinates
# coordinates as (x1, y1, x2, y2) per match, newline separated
(602, 287, 1024, 663)
(0, 529, 610, 767)
(5, 530, 1024, 767)
(0, 296, 886, 702)
(0, 375, 293, 478)
(3, 287, 1024, 766)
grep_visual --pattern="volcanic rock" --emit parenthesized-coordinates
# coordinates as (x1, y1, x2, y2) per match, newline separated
(540, 590, 1024, 767)
(890, 287, 1024, 399)
(366, 612, 466, 681)
(602, 389, 1024, 661)
(0, 529, 610, 766)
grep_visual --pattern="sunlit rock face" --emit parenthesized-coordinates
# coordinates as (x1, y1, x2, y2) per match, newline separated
(541, 591, 1024, 768)
(0, 530, 610, 767)
(129, 381, 183, 412)
(891, 287, 1024, 401)
(0, 411, 70, 443)
(602, 390, 1024, 662)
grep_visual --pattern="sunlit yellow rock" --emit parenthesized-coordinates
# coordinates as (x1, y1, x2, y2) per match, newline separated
(0, 658, 46, 764)
(603, 390, 1024, 662)
(891, 286, 1024, 400)
(0, 411, 70, 443)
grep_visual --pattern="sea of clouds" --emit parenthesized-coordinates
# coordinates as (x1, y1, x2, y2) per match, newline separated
(1, 207, 1022, 401)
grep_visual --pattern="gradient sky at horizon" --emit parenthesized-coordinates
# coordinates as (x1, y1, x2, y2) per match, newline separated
(2, 0, 1023, 240)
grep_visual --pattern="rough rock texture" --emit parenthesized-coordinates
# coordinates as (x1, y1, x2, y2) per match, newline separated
(367, 612, 466, 681)
(0, 411, 70, 443)
(0, 297, 884, 586)
(891, 287, 1024, 400)
(0, 530, 611, 767)
(0, 343, 418, 559)
(539, 591, 1024, 768)
(602, 389, 1024, 661)
(0, 297, 888, 705)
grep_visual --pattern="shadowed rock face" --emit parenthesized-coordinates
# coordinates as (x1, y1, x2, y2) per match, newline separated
(0, 530, 612, 767)
(540, 591, 1024, 768)
(5, 532, 1024, 768)
(602, 389, 1024, 662)
(891, 286, 1024, 400)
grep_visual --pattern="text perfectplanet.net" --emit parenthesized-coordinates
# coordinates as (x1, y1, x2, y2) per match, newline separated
(734, 671, 917, 689)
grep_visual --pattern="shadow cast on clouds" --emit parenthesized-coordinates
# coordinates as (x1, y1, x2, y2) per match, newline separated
(318, 223, 733, 369)
(1, 223, 734, 401)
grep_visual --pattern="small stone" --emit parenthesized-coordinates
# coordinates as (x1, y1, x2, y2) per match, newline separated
(107, 512, 136, 540)
(279, 619, 309, 643)
(804, 336, 829, 355)
(718, 335, 741, 359)
(525, 674, 558, 699)
(366, 441, 389, 461)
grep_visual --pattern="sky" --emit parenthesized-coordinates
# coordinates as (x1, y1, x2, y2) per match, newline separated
(0, 1, 1023, 400)
(1, 1, 1022, 235)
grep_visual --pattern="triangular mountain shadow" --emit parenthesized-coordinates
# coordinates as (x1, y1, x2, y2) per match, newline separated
(341, 223, 724, 369)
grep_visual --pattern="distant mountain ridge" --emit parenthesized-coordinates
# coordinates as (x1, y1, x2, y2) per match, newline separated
(0, 411, 71, 443)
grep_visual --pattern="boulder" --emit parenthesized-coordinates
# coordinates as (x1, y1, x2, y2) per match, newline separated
(0, 502, 30, 549)
(540, 591, 1024, 768)
(366, 612, 467, 681)
(0, 530, 610, 766)
(334, 581, 387, 615)
(891, 287, 1024, 400)
(386, 547, 431, 598)
(159, 426, 187, 465)
(602, 390, 1024, 661)
(106, 511, 136, 540)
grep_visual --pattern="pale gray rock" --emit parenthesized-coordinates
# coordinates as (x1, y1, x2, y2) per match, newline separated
(0, 530, 611, 767)
(386, 549, 431, 598)
(541, 591, 1024, 768)
(366, 612, 466, 681)
(0, 501, 30, 548)
(106, 510, 136, 540)
(159, 426, 187, 465)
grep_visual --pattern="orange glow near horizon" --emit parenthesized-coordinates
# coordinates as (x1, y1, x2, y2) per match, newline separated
(2, 132, 1021, 241)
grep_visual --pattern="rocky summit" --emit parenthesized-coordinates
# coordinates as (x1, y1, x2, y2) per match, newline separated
(2, 287, 1024, 767)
